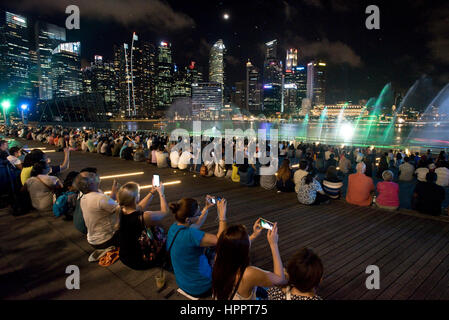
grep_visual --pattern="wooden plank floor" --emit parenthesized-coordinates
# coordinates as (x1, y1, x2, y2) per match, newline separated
(2, 138, 449, 300)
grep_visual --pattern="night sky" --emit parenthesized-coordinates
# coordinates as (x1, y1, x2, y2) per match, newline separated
(1, 0, 448, 104)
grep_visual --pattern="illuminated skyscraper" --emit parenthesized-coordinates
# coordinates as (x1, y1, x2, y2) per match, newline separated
(209, 39, 226, 85)
(306, 60, 326, 106)
(246, 60, 261, 113)
(82, 55, 117, 114)
(0, 11, 32, 100)
(232, 81, 246, 110)
(171, 65, 192, 100)
(285, 48, 298, 73)
(132, 39, 156, 117)
(187, 60, 204, 84)
(209, 39, 226, 106)
(263, 40, 282, 115)
(51, 42, 82, 97)
(155, 41, 173, 112)
(192, 82, 222, 116)
(35, 21, 66, 100)
(113, 44, 131, 117)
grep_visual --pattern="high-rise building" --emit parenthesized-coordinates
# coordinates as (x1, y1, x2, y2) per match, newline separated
(209, 39, 226, 85)
(306, 60, 326, 106)
(246, 60, 261, 113)
(82, 55, 117, 114)
(171, 65, 192, 100)
(35, 21, 66, 101)
(155, 41, 173, 113)
(209, 39, 226, 106)
(0, 11, 32, 101)
(131, 38, 156, 117)
(192, 82, 222, 115)
(285, 48, 298, 73)
(263, 40, 282, 115)
(187, 60, 204, 84)
(51, 42, 81, 98)
(284, 63, 307, 115)
(232, 81, 246, 110)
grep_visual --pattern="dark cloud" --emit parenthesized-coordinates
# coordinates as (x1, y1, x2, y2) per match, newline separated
(225, 55, 239, 67)
(427, 7, 449, 64)
(301, 0, 351, 11)
(10, 0, 195, 31)
(287, 37, 362, 67)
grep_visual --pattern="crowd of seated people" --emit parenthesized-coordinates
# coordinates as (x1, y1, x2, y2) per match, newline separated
(3, 124, 449, 217)
(4, 123, 449, 301)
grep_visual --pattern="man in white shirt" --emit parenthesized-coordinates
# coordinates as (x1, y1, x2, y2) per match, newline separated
(415, 166, 429, 182)
(170, 149, 180, 168)
(178, 150, 193, 170)
(77, 173, 120, 249)
(435, 162, 449, 187)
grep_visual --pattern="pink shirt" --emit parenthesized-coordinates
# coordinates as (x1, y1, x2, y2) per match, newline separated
(376, 181, 399, 207)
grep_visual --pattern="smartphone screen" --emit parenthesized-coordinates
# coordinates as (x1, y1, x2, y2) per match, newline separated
(260, 218, 273, 230)
(211, 198, 216, 204)
(153, 175, 160, 187)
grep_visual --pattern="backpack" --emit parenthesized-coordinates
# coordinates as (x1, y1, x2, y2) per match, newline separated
(200, 164, 208, 176)
(73, 194, 87, 234)
(53, 191, 77, 218)
(137, 212, 167, 264)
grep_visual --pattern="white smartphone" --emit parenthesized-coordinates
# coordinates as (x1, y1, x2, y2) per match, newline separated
(259, 218, 274, 230)
(153, 174, 160, 187)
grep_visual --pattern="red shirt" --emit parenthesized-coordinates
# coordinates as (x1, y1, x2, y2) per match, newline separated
(346, 173, 375, 207)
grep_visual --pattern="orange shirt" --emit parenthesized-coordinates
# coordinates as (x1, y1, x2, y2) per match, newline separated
(346, 172, 375, 207)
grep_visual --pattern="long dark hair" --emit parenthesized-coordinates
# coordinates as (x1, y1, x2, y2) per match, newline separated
(212, 225, 250, 300)
(277, 159, 291, 182)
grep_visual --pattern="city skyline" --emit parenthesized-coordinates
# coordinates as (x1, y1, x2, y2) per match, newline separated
(0, 0, 447, 105)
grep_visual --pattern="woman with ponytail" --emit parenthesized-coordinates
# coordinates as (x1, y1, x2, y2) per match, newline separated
(117, 177, 168, 270)
(167, 196, 227, 298)
(212, 222, 286, 300)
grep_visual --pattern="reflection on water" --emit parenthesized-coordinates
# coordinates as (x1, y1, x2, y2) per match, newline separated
(107, 120, 449, 149)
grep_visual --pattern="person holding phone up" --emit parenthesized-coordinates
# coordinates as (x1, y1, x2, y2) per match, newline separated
(117, 176, 168, 270)
(211, 220, 286, 300)
(167, 195, 227, 298)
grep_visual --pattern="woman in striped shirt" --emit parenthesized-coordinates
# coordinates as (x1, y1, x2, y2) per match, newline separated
(322, 166, 343, 199)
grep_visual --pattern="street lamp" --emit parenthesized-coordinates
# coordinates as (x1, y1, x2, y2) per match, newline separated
(1, 99, 11, 126)
(20, 103, 29, 124)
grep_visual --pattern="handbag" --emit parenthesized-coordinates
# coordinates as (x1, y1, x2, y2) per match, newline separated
(137, 212, 167, 264)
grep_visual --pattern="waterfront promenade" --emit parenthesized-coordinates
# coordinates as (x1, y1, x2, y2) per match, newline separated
(1, 139, 449, 300)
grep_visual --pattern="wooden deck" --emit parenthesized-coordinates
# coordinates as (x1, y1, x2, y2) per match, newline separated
(1, 138, 449, 300)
